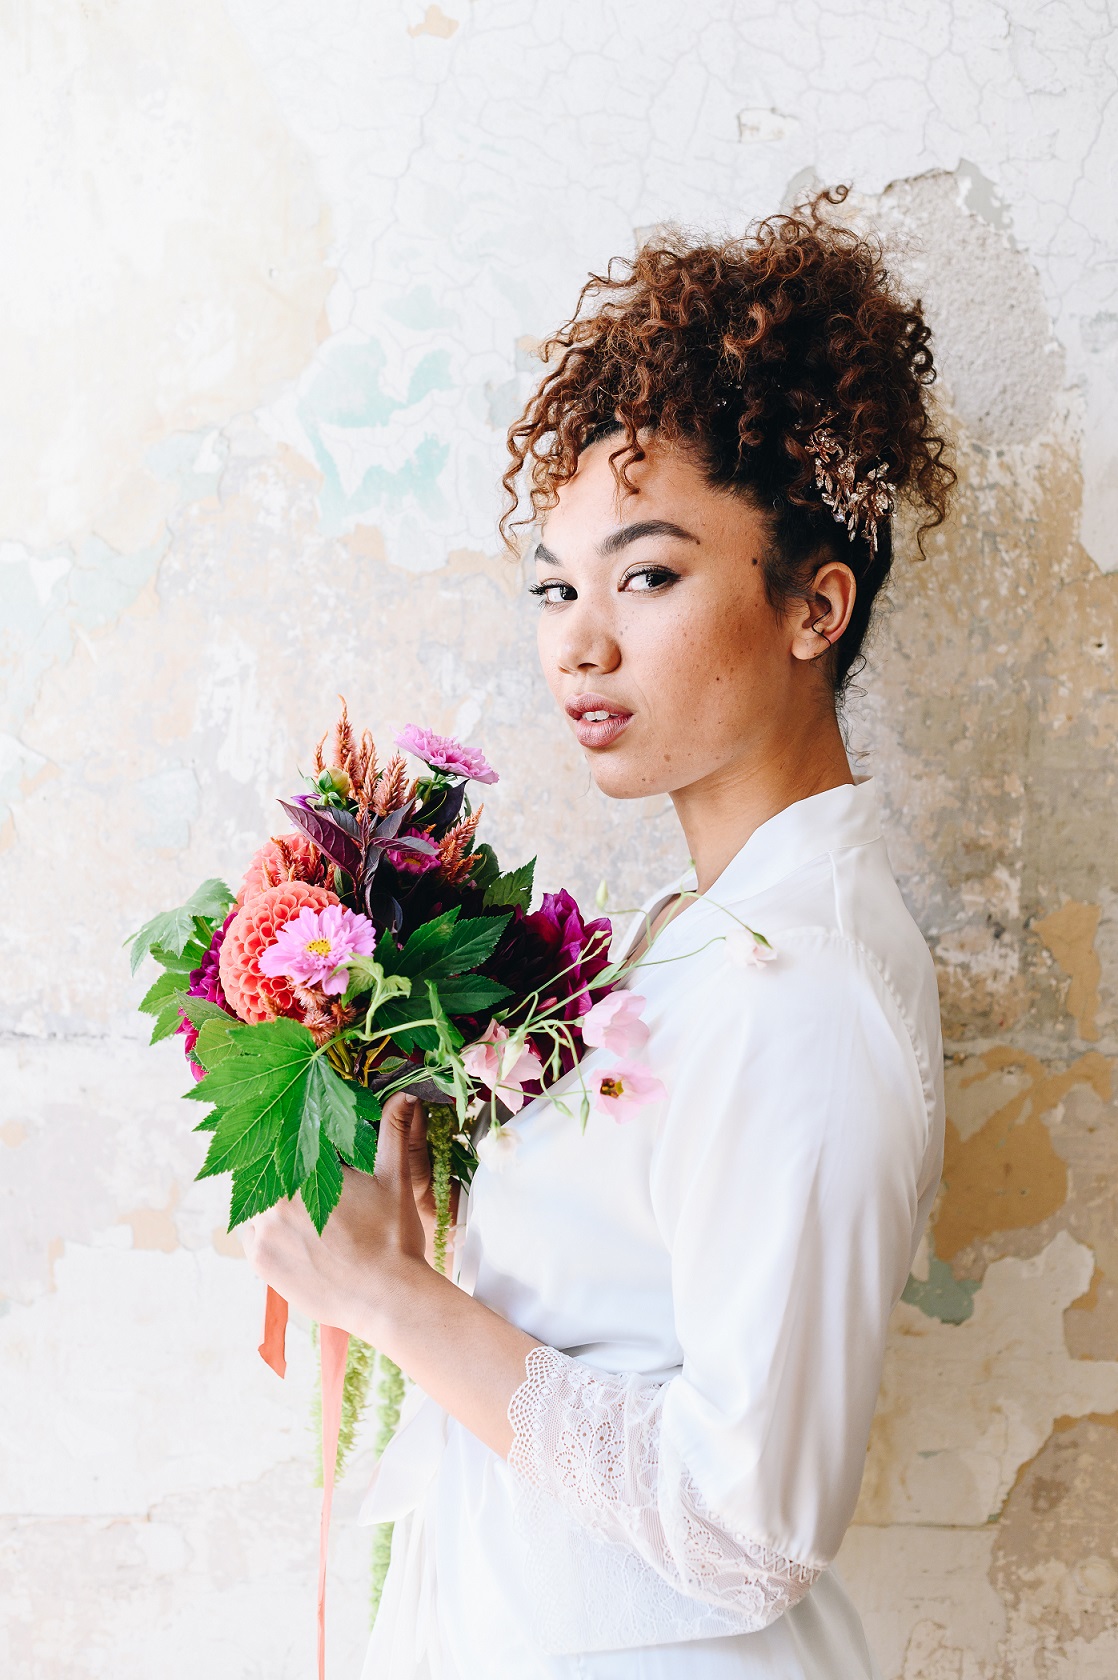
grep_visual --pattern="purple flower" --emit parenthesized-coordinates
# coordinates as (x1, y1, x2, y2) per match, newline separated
(395, 724, 499, 785)
(383, 827, 442, 876)
(177, 911, 237, 1080)
(482, 889, 613, 1076)
(257, 903, 377, 995)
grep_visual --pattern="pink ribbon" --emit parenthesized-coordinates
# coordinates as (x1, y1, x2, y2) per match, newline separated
(259, 1289, 349, 1680)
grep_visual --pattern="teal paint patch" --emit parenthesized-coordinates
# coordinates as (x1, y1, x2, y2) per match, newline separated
(384, 286, 457, 331)
(296, 337, 454, 536)
(902, 1254, 980, 1325)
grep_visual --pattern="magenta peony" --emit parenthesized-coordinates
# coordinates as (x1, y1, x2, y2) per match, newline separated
(177, 910, 238, 1078)
(395, 724, 499, 784)
(257, 902, 377, 996)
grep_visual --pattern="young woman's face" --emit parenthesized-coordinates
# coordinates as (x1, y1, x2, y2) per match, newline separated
(533, 432, 836, 801)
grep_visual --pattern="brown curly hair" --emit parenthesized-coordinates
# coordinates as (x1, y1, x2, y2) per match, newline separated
(500, 186, 956, 693)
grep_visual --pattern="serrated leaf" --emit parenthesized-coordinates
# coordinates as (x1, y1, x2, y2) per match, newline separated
(126, 879, 234, 973)
(149, 933, 211, 977)
(228, 1154, 285, 1231)
(180, 995, 237, 1031)
(354, 1086, 383, 1124)
(482, 858, 535, 913)
(192, 1015, 240, 1072)
(150, 995, 187, 1045)
(435, 974, 513, 1015)
(138, 970, 184, 1017)
(421, 912, 510, 979)
(339, 1117, 379, 1175)
(198, 1104, 279, 1180)
(386, 909, 460, 977)
(188, 1018, 316, 1111)
(301, 1129, 344, 1233)
(303, 1058, 357, 1158)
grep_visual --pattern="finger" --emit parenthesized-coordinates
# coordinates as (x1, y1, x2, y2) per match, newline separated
(375, 1092, 420, 1194)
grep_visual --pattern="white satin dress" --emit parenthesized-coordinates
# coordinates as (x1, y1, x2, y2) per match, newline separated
(358, 778, 944, 1679)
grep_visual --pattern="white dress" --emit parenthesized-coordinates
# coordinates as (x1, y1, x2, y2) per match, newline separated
(358, 778, 944, 1679)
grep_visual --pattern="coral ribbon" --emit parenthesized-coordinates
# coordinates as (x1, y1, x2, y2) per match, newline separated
(258, 1286, 289, 1377)
(317, 1325, 350, 1680)
(257, 1288, 348, 1680)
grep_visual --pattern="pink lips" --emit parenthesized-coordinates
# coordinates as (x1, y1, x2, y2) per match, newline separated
(565, 692, 634, 750)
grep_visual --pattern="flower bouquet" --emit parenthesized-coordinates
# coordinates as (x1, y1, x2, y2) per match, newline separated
(127, 701, 656, 1665)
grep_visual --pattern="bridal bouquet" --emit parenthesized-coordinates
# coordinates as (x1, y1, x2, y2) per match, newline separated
(127, 701, 659, 1665)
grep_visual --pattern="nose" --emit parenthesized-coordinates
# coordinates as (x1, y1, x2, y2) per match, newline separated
(554, 597, 622, 677)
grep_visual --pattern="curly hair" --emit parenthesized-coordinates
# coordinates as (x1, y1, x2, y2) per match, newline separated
(500, 186, 956, 694)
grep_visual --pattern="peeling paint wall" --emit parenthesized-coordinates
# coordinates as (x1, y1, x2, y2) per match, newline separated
(2, 3, 1116, 1674)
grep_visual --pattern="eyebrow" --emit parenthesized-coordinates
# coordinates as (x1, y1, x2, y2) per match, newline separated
(534, 519, 701, 568)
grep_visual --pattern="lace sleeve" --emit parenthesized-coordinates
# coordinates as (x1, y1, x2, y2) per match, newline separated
(506, 1344, 822, 1630)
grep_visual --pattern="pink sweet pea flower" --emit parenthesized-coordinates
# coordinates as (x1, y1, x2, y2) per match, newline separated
(462, 1020, 544, 1114)
(257, 903, 377, 995)
(395, 724, 499, 785)
(591, 1061, 666, 1122)
(581, 991, 650, 1055)
(725, 926, 776, 969)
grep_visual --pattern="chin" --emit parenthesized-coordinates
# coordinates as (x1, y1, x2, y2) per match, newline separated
(585, 753, 673, 801)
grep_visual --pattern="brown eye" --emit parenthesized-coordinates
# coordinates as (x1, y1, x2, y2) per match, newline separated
(529, 580, 576, 606)
(620, 566, 679, 593)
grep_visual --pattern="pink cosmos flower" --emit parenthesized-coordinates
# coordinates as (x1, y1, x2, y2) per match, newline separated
(590, 1060, 666, 1123)
(462, 1020, 544, 1115)
(725, 926, 777, 969)
(581, 991, 650, 1056)
(383, 828, 442, 875)
(395, 724, 499, 785)
(257, 902, 377, 996)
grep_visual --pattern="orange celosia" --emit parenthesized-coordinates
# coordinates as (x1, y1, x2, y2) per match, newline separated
(237, 831, 323, 905)
(219, 880, 340, 1024)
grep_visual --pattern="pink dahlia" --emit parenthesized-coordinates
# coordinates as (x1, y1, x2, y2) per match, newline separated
(395, 724, 499, 785)
(237, 830, 322, 905)
(258, 902, 376, 996)
(219, 880, 340, 1024)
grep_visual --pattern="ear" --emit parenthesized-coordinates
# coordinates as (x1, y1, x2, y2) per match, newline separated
(789, 559, 857, 664)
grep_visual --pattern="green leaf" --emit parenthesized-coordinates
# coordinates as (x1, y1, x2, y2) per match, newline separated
(191, 1014, 240, 1072)
(303, 1058, 357, 1158)
(187, 1018, 317, 1111)
(435, 974, 513, 1015)
(340, 1121, 379, 1175)
(148, 934, 211, 978)
(149, 995, 187, 1046)
(126, 878, 235, 973)
(482, 858, 535, 914)
(386, 909, 461, 977)
(138, 970, 183, 1017)
(180, 995, 236, 1031)
(467, 842, 501, 890)
(301, 1129, 344, 1233)
(420, 912, 510, 980)
(228, 1154, 285, 1231)
(354, 1086, 383, 1124)
(197, 1104, 279, 1180)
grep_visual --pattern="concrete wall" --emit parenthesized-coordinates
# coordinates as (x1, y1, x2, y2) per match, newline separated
(2, 3, 1116, 1674)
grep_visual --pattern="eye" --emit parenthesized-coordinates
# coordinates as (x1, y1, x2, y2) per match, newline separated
(529, 580, 577, 607)
(620, 564, 679, 593)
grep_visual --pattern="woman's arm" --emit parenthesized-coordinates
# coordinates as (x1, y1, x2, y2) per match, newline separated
(239, 1093, 540, 1460)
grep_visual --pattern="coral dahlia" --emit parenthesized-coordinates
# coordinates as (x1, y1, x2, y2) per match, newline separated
(237, 831, 322, 905)
(219, 880, 340, 1024)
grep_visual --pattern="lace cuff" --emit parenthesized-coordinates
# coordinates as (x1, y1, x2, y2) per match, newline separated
(507, 1344, 821, 1631)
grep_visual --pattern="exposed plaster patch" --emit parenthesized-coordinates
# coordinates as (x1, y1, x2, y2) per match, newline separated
(119, 1186, 181, 1253)
(1033, 901, 1103, 1042)
(408, 5, 459, 38)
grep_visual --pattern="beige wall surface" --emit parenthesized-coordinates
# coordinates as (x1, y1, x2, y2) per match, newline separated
(2, 3, 1117, 1675)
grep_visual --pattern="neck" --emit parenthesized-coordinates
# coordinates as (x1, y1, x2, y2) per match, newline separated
(671, 708, 853, 894)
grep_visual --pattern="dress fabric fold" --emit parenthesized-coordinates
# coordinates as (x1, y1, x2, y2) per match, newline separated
(360, 778, 940, 1679)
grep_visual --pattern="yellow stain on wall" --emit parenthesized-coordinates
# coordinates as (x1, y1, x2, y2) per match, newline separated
(408, 6, 459, 38)
(934, 1047, 1112, 1260)
(1033, 899, 1103, 1041)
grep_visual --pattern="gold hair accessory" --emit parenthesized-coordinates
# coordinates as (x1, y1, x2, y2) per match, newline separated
(805, 424, 896, 557)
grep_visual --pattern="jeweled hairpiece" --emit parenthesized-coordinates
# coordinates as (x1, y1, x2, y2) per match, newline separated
(805, 423, 896, 557)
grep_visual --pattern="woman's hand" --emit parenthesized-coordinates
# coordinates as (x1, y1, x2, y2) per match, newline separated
(240, 1092, 430, 1337)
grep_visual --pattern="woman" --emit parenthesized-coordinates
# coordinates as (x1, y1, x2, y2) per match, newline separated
(242, 190, 956, 1678)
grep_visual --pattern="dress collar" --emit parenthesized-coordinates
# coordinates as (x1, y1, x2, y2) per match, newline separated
(654, 776, 882, 910)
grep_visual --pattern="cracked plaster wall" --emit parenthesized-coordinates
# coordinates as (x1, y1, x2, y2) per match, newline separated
(2, 3, 1116, 1675)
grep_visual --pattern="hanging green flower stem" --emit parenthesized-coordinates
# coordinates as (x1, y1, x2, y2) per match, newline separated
(369, 1101, 455, 1623)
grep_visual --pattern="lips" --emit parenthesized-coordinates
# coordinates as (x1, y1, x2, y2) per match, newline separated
(565, 692, 634, 750)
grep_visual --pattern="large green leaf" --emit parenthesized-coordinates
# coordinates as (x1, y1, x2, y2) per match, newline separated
(186, 1018, 316, 1108)
(138, 970, 182, 1018)
(482, 858, 535, 914)
(228, 1153, 285, 1231)
(190, 1014, 240, 1073)
(126, 878, 235, 973)
(197, 1104, 279, 1180)
(465, 841, 501, 890)
(301, 1128, 344, 1233)
(421, 913, 510, 980)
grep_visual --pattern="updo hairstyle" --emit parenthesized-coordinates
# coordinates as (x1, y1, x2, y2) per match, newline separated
(500, 186, 956, 696)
